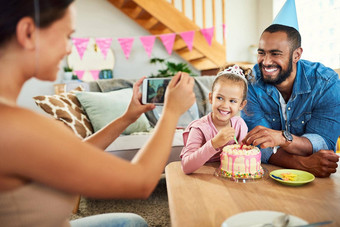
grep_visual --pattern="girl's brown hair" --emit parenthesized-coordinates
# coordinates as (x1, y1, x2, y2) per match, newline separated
(212, 64, 254, 101)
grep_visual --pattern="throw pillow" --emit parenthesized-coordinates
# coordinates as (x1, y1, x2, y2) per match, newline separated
(76, 88, 151, 134)
(33, 86, 94, 139)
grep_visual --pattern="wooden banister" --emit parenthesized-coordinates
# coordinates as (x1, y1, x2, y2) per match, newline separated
(192, 0, 196, 24)
(202, 0, 206, 28)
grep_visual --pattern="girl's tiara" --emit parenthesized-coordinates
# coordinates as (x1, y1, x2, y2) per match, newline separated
(216, 65, 248, 84)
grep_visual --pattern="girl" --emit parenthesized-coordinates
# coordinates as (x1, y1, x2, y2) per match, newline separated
(180, 64, 252, 174)
(0, 0, 195, 226)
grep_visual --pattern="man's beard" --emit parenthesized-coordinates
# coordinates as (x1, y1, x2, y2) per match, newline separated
(260, 56, 293, 85)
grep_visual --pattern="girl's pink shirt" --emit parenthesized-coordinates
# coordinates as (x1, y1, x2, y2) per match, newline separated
(180, 112, 248, 174)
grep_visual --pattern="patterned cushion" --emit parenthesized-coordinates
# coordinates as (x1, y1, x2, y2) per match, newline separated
(33, 86, 94, 139)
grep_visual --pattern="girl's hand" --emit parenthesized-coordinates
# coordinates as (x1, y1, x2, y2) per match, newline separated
(211, 126, 235, 149)
(163, 72, 196, 118)
(124, 77, 156, 123)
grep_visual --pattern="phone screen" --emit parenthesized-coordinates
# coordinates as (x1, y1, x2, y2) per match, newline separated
(144, 78, 170, 105)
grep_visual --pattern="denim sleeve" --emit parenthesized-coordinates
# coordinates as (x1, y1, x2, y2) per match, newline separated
(260, 147, 274, 163)
(302, 133, 329, 153)
(305, 78, 340, 151)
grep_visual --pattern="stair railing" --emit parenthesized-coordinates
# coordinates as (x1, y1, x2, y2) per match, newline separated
(167, 0, 226, 47)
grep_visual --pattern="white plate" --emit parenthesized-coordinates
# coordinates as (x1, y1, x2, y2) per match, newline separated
(221, 210, 308, 227)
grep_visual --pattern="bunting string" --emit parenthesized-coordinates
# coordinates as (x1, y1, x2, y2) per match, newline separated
(71, 24, 226, 60)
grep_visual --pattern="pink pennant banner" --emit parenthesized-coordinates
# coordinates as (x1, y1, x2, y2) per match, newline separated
(200, 27, 214, 46)
(179, 31, 195, 51)
(223, 24, 226, 38)
(90, 70, 100, 80)
(118, 38, 134, 59)
(95, 38, 113, 59)
(72, 38, 89, 60)
(140, 36, 156, 58)
(159, 33, 176, 55)
(74, 70, 85, 80)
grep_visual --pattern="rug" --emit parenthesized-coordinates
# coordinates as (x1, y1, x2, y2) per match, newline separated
(70, 177, 170, 227)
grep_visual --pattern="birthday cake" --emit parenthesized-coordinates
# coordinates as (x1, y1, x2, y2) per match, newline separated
(219, 144, 264, 179)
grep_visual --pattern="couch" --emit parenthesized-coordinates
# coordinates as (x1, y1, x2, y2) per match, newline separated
(34, 76, 216, 165)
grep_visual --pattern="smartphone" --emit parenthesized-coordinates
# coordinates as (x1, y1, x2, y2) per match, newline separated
(142, 78, 171, 105)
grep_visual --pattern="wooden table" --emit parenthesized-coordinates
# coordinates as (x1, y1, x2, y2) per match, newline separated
(165, 161, 340, 227)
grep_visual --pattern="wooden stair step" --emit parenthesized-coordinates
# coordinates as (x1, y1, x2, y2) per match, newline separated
(189, 58, 217, 71)
(149, 23, 167, 32)
(108, 0, 124, 8)
(173, 38, 187, 50)
(108, 0, 227, 71)
(123, 6, 143, 19)
(135, 9, 152, 20)
(120, 0, 137, 9)
(137, 17, 160, 30)
(177, 49, 204, 61)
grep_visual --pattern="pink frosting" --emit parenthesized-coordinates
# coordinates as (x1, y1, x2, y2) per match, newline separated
(220, 145, 262, 178)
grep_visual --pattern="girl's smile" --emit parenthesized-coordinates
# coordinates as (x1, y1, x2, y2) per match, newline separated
(209, 79, 247, 129)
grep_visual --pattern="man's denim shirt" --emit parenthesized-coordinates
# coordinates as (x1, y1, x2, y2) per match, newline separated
(241, 60, 340, 163)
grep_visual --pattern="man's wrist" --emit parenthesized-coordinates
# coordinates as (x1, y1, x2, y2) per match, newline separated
(281, 130, 293, 147)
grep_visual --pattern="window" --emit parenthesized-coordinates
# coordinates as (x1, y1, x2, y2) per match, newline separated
(274, 0, 340, 68)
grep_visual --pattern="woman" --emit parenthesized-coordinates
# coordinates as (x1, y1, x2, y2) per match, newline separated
(0, 0, 195, 226)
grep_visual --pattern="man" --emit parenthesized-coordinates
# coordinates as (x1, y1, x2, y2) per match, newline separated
(241, 24, 340, 177)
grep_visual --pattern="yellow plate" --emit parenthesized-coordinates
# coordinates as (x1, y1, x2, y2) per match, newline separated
(270, 169, 315, 186)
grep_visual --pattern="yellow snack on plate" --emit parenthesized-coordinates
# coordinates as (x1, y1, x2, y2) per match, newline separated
(280, 173, 298, 181)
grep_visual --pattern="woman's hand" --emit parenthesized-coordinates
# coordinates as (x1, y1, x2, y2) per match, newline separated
(163, 72, 196, 118)
(124, 77, 156, 123)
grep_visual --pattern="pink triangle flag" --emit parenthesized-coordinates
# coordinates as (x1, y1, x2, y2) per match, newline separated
(72, 38, 89, 60)
(90, 70, 100, 80)
(159, 33, 176, 55)
(140, 35, 156, 58)
(118, 38, 134, 59)
(95, 38, 113, 59)
(74, 70, 85, 80)
(200, 27, 214, 46)
(179, 31, 195, 51)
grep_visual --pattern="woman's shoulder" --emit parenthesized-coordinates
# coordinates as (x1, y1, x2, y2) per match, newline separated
(1, 104, 50, 126)
(0, 104, 35, 125)
(0, 104, 74, 146)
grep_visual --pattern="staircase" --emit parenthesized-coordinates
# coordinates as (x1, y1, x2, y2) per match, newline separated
(107, 0, 226, 71)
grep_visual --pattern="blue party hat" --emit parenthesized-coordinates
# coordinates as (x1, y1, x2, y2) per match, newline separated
(272, 0, 299, 31)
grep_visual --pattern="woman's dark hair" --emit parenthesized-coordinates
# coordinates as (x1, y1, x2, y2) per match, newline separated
(0, 0, 74, 47)
(263, 24, 301, 53)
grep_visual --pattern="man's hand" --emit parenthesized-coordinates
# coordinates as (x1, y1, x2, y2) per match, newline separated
(299, 150, 339, 177)
(269, 149, 339, 178)
(242, 125, 285, 148)
(211, 126, 235, 149)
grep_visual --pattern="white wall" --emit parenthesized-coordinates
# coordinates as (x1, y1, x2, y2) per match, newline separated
(225, 0, 272, 63)
(18, 0, 274, 111)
